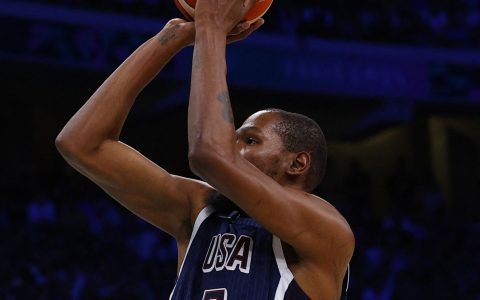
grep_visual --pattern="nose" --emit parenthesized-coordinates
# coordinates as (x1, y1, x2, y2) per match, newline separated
(235, 140, 248, 157)
(238, 145, 247, 157)
(239, 147, 246, 157)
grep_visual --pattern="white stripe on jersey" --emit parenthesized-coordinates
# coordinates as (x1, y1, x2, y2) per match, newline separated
(272, 236, 294, 300)
(169, 206, 215, 300)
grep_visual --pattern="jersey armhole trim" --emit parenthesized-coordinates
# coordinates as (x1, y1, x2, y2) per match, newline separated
(169, 205, 215, 300)
(272, 236, 295, 300)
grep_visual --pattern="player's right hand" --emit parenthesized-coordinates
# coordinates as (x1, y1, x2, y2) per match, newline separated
(194, 0, 257, 35)
(227, 19, 265, 44)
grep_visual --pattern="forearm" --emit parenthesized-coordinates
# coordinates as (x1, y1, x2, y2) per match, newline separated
(57, 23, 192, 155)
(188, 28, 236, 158)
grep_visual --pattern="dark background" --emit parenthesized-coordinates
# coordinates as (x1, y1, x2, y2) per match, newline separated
(1, 0, 480, 299)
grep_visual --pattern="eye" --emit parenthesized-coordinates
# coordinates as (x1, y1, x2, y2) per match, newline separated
(246, 137, 258, 145)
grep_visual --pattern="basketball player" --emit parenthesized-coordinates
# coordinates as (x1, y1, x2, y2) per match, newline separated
(56, 0, 354, 299)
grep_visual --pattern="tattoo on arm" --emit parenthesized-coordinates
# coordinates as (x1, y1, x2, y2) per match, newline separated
(216, 91, 234, 124)
(157, 25, 180, 46)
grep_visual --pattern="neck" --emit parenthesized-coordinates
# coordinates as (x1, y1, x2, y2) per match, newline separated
(207, 191, 246, 215)
(281, 177, 307, 192)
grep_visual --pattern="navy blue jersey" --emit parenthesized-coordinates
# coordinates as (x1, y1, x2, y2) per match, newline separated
(170, 206, 350, 300)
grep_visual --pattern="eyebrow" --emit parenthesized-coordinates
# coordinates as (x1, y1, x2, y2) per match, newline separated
(237, 126, 262, 134)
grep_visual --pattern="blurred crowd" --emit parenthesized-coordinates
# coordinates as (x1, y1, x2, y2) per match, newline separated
(319, 159, 480, 299)
(6, 0, 479, 75)
(1, 168, 178, 299)
(12, 0, 480, 47)
(2, 158, 479, 299)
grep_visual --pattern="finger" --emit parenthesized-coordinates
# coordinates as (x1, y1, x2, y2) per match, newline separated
(167, 18, 189, 26)
(227, 18, 264, 44)
(242, 18, 264, 34)
(250, 18, 265, 29)
(229, 21, 251, 36)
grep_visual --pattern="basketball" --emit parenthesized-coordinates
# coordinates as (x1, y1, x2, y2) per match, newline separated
(174, 0, 273, 23)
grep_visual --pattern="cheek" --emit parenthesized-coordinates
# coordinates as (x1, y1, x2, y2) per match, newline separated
(264, 157, 281, 178)
(242, 148, 282, 177)
(241, 148, 267, 169)
(242, 150, 262, 166)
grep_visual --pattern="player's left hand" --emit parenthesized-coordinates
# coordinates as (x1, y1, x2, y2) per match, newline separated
(161, 18, 264, 47)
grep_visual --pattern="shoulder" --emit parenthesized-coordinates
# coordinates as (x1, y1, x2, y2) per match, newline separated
(286, 189, 354, 264)
(307, 194, 355, 253)
(288, 189, 352, 237)
(309, 193, 352, 234)
(285, 192, 354, 299)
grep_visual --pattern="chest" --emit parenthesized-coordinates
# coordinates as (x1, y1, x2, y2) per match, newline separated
(170, 208, 311, 300)
(190, 213, 275, 276)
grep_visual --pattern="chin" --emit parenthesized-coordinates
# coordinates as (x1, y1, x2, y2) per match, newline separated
(206, 191, 245, 215)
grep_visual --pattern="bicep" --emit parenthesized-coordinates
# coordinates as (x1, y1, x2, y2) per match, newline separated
(65, 140, 211, 237)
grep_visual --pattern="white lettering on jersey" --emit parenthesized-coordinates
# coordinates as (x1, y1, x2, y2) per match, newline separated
(202, 234, 253, 274)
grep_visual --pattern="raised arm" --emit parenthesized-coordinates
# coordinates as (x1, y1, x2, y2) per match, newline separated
(55, 20, 210, 240)
(188, 1, 353, 298)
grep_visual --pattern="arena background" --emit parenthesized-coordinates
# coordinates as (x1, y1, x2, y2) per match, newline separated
(1, 0, 480, 299)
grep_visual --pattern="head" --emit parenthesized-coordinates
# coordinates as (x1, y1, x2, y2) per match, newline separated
(236, 109, 327, 192)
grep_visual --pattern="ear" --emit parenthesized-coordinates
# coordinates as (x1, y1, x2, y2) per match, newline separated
(286, 152, 310, 176)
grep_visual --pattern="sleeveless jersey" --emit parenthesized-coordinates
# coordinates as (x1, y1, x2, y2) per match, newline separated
(170, 206, 350, 300)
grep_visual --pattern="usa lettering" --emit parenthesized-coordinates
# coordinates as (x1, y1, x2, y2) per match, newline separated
(202, 234, 253, 274)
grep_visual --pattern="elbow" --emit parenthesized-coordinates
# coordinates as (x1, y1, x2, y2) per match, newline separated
(188, 147, 212, 177)
(55, 131, 86, 162)
(188, 135, 237, 178)
(188, 144, 231, 178)
(55, 131, 74, 157)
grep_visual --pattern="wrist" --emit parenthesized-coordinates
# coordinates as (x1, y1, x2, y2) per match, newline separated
(177, 22, 196, 47)
(156, 22, 195, 49)
(195, 25, 228, 44)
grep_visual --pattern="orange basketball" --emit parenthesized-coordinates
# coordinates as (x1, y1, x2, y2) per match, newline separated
(174, 0, 273, 23)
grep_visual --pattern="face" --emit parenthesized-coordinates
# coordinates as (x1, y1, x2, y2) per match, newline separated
(236, 111, 288, 180)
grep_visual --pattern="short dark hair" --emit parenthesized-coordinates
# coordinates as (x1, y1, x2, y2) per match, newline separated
(267, 109, 327, 192)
